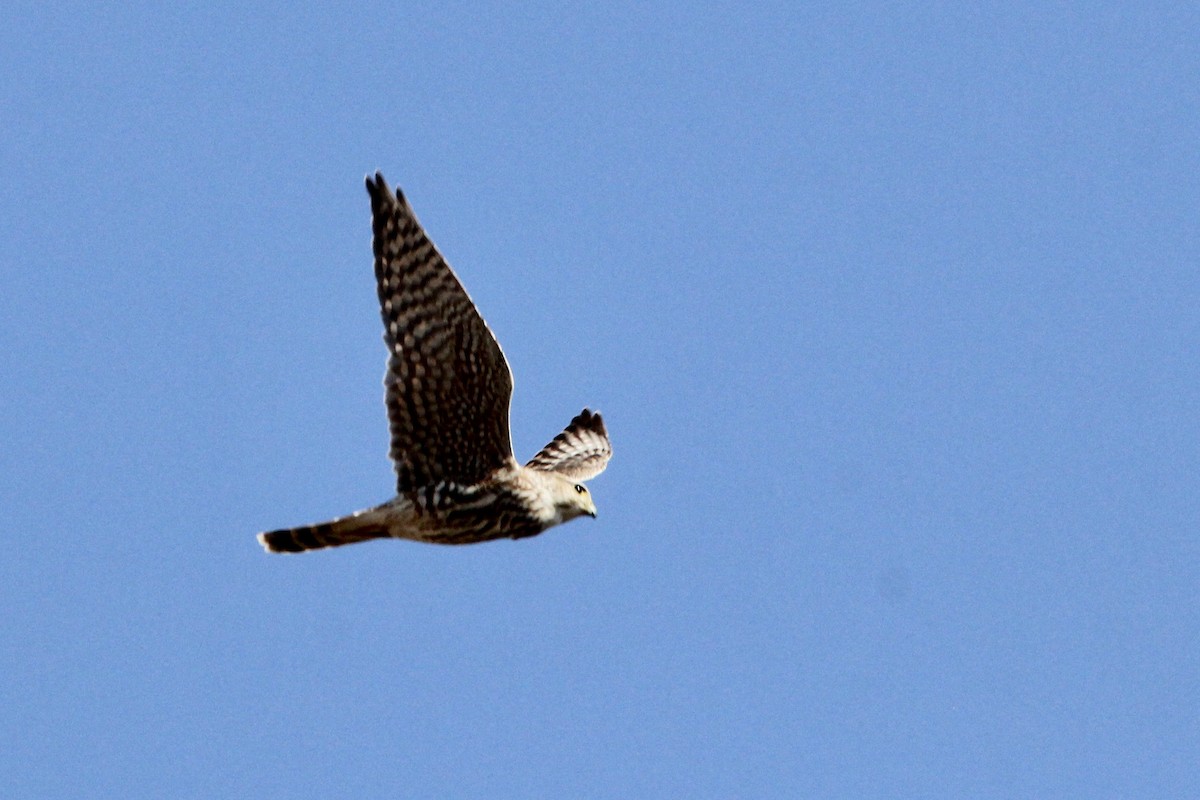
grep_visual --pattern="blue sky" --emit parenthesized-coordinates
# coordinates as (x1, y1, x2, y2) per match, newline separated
(3, 2, 1197, 797)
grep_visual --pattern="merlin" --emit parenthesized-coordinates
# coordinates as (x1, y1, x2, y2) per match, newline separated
(258, 173, 611, 553)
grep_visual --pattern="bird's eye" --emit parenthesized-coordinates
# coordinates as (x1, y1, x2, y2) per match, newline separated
(574, 484, 587, 494)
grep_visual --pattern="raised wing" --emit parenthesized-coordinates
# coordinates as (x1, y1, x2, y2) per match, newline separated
(366, 172, 515, 491)
(526, 409, 612, 481)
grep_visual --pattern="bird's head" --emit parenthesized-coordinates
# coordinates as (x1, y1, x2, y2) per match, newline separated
(551, 474, 598, 521)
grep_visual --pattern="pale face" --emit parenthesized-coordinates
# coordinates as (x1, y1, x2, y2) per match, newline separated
(553, 474, 598, 521)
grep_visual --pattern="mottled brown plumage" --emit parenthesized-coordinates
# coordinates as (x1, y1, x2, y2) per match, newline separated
(258, 173, 612, 553)
(367, 174, 514, 492)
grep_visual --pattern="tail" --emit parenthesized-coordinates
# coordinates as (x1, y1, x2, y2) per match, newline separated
(257, 510, 391, 554)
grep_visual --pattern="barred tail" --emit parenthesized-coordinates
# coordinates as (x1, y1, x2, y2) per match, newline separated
(257, 512, 390, 554)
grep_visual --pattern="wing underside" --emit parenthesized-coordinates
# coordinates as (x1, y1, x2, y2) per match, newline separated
(526, 409, 612, 481)
(366, 173, 515, 492)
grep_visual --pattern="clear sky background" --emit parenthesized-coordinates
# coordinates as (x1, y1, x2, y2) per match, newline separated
(3, 3, 1197, 797)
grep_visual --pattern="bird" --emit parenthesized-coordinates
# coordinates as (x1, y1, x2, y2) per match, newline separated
(257, 173, 611, 553)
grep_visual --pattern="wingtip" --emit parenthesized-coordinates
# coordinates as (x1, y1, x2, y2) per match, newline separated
(365, 170, 387, 196)
(364, 171, 409, 208)
(574, 408, 606, 434)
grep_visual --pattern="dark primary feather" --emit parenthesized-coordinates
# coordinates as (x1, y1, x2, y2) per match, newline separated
(365, 173, 515, 492)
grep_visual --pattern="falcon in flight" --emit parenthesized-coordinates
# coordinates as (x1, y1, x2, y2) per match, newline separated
(258, 173, 611, 553)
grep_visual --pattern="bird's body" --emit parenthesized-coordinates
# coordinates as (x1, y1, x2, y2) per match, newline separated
(261, 462, 596, 551)
(258, 173, 610, 553)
